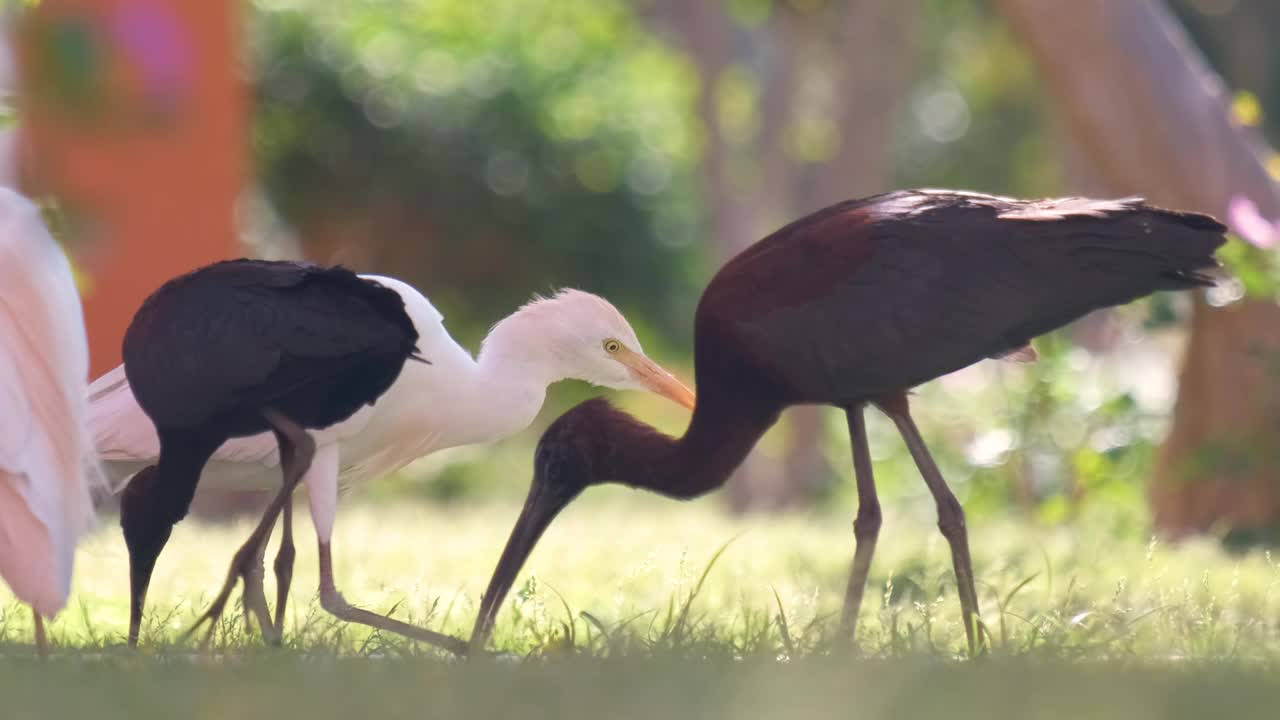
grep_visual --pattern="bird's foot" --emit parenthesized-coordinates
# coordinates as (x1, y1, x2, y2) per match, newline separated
(241, 559, 282, 647)
(181, 590, 233, 651)
(180, 542, 265, 650)
(33, 610, 48, 659)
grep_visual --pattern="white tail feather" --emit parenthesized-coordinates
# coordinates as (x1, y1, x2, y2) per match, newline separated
(88, 363, 163, 491)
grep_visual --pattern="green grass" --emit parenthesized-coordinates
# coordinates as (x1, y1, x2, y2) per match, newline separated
(5, 654, 1280, 720)
(5, 492, 1280, 716)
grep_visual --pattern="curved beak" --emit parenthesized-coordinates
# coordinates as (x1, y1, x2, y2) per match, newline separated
(469, 479, 576, 654)
(616, 348, 696, 410)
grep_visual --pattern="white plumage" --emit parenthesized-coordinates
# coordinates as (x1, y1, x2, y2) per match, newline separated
(0, 188, 104, 624)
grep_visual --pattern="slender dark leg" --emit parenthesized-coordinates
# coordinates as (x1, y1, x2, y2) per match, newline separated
(840, 404, 882, 643)
(876, 394, 985, 656)
(182, 409, 313, 648)
(266, 413, 302, 642)
(33, 609, 47, 658)
(272, 500, 296, 638)
(237, 435, 299, 645)
(316, 540, 468, 656)
(238, 508, 278, 644)
(120, 434, 214, 648)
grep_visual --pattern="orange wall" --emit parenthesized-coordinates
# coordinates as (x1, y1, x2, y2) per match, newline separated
(15, 0, 246, 378)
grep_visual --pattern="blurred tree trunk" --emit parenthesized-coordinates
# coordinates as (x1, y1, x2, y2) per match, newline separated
(997, 0, 1280, 538)
(656, 0, 916, 512)
(656, 0, 772, 508)
(764, 0, 917, 512)
(660, 0, 759, 259)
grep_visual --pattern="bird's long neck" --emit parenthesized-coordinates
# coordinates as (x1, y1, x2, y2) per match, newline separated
(475, 312, 571, 390)
(603, 392, 779, 500)
(434, 355, 549, 448)
(440, 319, 574, 446)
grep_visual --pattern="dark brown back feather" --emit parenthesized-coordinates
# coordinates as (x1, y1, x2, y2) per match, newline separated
(695, 190, 1225, 404)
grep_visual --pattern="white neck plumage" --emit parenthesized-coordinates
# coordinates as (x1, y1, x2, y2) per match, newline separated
(390, 314, 566, 454)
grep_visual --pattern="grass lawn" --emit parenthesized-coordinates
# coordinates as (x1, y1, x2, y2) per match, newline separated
(4, 489, 1280, 717)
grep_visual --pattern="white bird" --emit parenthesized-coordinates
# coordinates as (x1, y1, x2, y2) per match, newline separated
(0, 188, 104, 655)
(90, 278, 695, 648)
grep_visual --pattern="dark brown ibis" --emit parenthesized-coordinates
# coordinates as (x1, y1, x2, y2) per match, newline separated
(116, 259, 457, 650)
(469, 190, 1227, 655)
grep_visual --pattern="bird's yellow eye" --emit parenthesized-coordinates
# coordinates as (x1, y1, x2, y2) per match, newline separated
(604, 339, 622, 354)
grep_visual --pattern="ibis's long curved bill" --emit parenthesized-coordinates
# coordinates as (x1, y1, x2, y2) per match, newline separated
(617, 348, 696, 410)
(469, 478, 578, 652)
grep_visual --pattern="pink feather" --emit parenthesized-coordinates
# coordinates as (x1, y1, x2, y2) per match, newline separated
(1227, 194, 1278, 249)
(0, 189, 104, 619)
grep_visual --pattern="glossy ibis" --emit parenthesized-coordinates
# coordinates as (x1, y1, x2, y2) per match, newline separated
(469, 190, 1227, 655)
(0, 189, 104, 655)
(112, 259, 430, 648)
(97, 267, 693, 650)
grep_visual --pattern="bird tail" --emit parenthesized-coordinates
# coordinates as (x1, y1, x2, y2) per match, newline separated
(87, 364, 161, 493)
(1135, 204, 1228, 289)
(1045, 199, 1227, 292)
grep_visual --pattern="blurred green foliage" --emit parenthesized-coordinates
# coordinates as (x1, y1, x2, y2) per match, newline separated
(893, 0, 1057, 196)
(246, 0, 1068, 351)
(1218, 237, 1280, 298)
(249, 0, 705, 349)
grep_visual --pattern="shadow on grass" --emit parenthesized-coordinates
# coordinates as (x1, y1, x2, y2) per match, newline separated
(2, 652, 1280, 720)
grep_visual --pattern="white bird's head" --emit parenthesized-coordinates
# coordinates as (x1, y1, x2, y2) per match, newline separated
(482, 289, 695, 409)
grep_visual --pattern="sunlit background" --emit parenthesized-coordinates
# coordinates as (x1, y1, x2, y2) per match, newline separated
(6, 0, 1280, 671)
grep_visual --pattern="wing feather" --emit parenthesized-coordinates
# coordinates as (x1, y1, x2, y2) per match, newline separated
(95, 271, 435, 493)
(700, 190, 1225, 402)
(0, 188, 103, 616)
(123, 261, 419, 429)
(90, 363, 379, 492)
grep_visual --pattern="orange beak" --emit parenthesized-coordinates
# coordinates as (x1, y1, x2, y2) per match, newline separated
(616, 348, 696, 410)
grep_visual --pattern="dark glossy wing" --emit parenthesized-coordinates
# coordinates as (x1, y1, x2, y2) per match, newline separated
(123, 259, 421, 428)
(696, 190, 1225, 403)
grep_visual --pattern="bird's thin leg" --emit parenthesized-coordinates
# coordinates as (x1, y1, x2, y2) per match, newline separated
(316, 540, 468, 656)
(840, 403, 882, 645)
(265, 412, 307, 641)
(236, 422, 302, 644)
(32, 608, 47, 658)
(181, 495, 290, 649)
(182, 410, 314, 649)
(273, 498, 296, 638)
(238, 506, 278, 644)
(877, 395, 986, 657)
